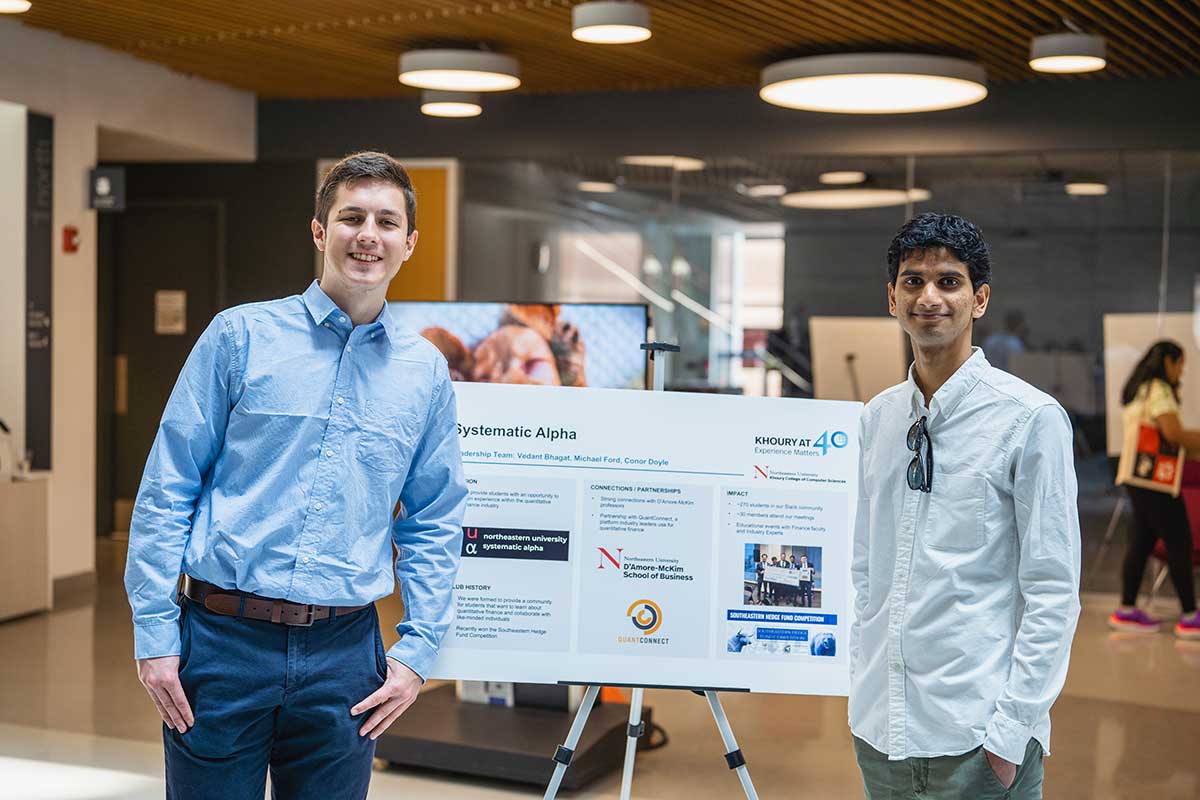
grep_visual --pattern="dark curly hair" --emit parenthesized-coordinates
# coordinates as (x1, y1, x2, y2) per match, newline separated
(886, 213, 991, 290)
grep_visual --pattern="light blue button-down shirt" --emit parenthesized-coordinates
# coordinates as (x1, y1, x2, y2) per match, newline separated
(849, 348, 1081, 765)
(125, 281, 467, 679)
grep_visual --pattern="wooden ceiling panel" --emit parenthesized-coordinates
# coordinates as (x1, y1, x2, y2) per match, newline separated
(11, 1, 1200, 98)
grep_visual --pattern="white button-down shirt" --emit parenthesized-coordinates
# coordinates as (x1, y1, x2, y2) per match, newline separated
(849, 348, 1081, 765)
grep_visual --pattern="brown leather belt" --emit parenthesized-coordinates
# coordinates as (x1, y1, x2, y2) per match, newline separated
(180, 575, 369, 627)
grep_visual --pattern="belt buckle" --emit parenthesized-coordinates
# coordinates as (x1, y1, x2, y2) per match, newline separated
(286, 603, 317, 627)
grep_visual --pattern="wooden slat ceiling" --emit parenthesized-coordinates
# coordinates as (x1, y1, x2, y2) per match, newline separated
(13, 1, 1200, 99)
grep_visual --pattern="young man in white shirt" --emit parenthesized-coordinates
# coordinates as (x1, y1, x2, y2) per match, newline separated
(849, 213, 1081, 799)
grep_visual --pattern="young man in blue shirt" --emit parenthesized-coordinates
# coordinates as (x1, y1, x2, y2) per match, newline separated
(125, 151, 468, 799)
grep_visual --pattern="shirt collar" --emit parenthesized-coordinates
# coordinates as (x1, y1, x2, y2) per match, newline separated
(907, 347, 989, 422)
(302, 280, 398, 342)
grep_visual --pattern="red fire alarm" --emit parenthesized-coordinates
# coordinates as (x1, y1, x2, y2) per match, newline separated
(63, 226, 79, 253)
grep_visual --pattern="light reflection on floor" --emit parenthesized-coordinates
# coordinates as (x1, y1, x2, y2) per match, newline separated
(1, 539, 1198, 799)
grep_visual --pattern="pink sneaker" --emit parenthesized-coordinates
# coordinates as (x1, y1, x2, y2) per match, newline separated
(1176, 611, 1200, 640)
(1109, 607, 1162, 633)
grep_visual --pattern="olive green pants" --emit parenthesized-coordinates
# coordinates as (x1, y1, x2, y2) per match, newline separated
(853, 736, 1044, 800)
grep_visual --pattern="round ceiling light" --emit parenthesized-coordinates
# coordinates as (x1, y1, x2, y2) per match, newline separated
(0, 0, 32, 11)
(573, 1, 651, 44)
(1029, 33, 1106, 74)
(742, 183, 788, 198)
(781, 187, 931, 210)
(760, 53, 988, 114)
(399, 50, 521, 92)
(420, 90, 482, 118)
(620, 155, 707, 171)
(578, 180, 619, 193)
(819, 170, 867, 185)
(1065, 180, 1109, 196)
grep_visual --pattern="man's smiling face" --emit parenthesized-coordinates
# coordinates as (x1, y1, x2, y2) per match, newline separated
(888, 247, 989, 349)
(312, 178, 417, 294)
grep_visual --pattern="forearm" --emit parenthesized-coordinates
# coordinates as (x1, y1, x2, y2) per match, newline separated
(125, 470, 197, 658)
(986, 569, 1080, 762)
(389, 511, 465, 679)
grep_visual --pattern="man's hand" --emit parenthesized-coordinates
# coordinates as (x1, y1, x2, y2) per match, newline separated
(984, 748, 1017, 789)
(352, 658, 422, 740)
(136, 656, 194, 733)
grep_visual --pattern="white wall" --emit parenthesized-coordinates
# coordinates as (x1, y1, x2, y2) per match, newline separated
(0, 19, 256, 582)
(0, 102, 25, 462)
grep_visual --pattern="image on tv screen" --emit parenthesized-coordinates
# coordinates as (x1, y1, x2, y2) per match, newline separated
(389, 301, 649, 390)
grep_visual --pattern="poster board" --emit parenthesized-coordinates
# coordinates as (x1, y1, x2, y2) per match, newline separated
(429, 383, 861, 695)
(1103, 313, 1200, 455)
(810, 316, 907, 403)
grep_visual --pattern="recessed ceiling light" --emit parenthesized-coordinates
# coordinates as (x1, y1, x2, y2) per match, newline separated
(1029, 33, 1106, 74)
(1065, 181, 1108, 196)
(620, 155, 706, 171)
(760, 53, 988, 114)
(671, 256, 692, 277)
(420, 90, 482, 118)
(399, 50, 520, 92)
(781, 187, 932, 210)
(642, 255, 663, 276)
(0, 1, 31, 12)
(819, 170, 867, 185)
(573, 1, 651, 44)
(578, 180, 619, 193)
(743, 183, 788, 198)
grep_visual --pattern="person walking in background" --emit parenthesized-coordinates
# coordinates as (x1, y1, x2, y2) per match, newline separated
(1110, 340, 1200, 638)
(981, 310, 1027, 372)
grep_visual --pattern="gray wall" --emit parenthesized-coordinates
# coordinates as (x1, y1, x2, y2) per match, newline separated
(783, 172, 1200, 357)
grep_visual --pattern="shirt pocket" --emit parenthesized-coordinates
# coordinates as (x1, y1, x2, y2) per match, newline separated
(357, 436, 405, 475)
(925, 473, 986, 551)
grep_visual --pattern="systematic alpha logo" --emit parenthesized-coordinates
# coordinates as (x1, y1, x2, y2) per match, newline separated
(626, 599, 663, 636)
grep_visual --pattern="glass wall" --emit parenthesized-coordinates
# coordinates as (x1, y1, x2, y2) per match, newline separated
(456, 151, 1200, 593)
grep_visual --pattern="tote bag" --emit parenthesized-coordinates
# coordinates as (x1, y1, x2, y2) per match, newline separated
(1116, 383, 1185, 497)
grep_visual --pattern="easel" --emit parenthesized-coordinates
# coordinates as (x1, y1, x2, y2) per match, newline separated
(542, 342, 760, 800)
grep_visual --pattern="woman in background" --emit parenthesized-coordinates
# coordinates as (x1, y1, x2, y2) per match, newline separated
(1110, 340, 1200, 638)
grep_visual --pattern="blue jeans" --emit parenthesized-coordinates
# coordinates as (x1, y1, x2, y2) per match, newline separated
(164, 597, 388, 799)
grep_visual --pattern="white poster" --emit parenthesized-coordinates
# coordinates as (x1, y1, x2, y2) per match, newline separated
(430, 383, 861, 696)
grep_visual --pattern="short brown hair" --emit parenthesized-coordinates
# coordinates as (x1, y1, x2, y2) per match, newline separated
(314, 151, 417, 234)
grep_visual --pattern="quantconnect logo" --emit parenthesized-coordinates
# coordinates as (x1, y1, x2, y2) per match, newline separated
(626, 599, 663, 636)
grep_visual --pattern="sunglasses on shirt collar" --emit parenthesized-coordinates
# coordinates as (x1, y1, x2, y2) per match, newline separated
(906, 416, 933, 493)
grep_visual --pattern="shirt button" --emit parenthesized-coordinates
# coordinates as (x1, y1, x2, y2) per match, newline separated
(314, 501, 324, 510)
(336, 397, 345, 405)
(346, 345, 353, 353)
(324, 323, 331, 328)
(303, 556, 312, 564)
(340, 316, 348, 324)
(325, 449, 334, 457)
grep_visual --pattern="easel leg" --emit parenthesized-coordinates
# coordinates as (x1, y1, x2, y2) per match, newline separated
(618, 687, 646, 800)
(704, 691, 759, 800)
(542, 684, 601, 800)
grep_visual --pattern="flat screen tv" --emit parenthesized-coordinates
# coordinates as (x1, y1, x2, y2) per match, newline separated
(388, 301, 650, 390)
